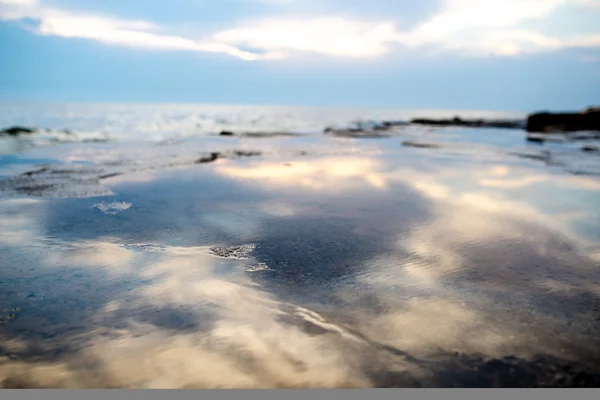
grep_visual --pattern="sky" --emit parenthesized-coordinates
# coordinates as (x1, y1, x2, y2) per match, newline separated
(1, 0, 600, 110)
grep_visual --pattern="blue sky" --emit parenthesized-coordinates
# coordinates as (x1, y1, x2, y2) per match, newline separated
(1, 0, 600, 110)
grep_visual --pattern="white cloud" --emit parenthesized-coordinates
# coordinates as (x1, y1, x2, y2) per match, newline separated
(0, 0, 280, 60)
(0, 0, 35, 6)
(1, 0, 600, 60)
(212, 17, 400, 58)
(393, 0, 600, 55)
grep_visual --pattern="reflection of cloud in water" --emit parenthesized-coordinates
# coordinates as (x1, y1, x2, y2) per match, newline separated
(0, 245, 375, 388)
(258, 200, 298, 217)
(363, 297, 512, 357)
(3, 227, 599, 388)
(2, 148, 600, 387)
(48, 240, 138, 275)
(0, 199, 43, 245)
(216, 157, 389, 190)
(479, 175, 549, 189)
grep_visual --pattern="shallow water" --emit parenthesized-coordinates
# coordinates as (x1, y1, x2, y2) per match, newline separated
(1, 104, 600, 388)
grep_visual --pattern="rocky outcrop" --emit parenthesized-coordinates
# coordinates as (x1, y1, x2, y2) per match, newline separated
(1, 126, 36, 136)
(410, 117, 523, 129)
(526, 107, 600, 133)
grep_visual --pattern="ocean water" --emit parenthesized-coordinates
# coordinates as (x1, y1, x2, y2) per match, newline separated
(1, 103, 600, 388)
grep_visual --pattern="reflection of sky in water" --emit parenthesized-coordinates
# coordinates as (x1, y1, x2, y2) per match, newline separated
(1, 131, 600, 387)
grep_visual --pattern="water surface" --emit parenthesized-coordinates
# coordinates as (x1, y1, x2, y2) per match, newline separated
(1, 104, 600, 388)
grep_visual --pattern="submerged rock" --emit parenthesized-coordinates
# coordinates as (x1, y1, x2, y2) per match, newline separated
(380, 120, 410, 128)
(526, 107, 600, 133)
(246, 263, 271, 272)
(323, 120, 409, 138)
(98, 172, 123, 180)
(1, 126, 36, 136)
(219, 130, 296, 138)
(324, 128, 392, 138)
(582, 145, 599, 153)
(526, 135, 546, 143)
(208, 244, 257, 259)
(195, 150, 262, 164)
(195, 152, 221, 164)
(120, 244, 167, 252)
(402, 140, 443, 149)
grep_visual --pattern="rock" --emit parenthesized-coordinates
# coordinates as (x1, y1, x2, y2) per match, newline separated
(246, 263, 270, 272)
(402, 140, 443, 149)
(526, 107, 600, 133)
(195, 150, 261, 164)
(410, 117, 522, 129)
(219, 130, 296, 138)
(381, 120, 409, 127)
(195, 152, 221, 163)
(512, 150, 558, 165)
(324, 129, 391, 138)
(1, 126, 36, 136)
(526, 135, 546, 143)
(208, 244, 256, 259)
(233, 150, 261, 157)
(120, 244, 167, 253)
(243, 131, 296, 138)
(582, 145, 599, 152)
(98, 172, 123, 180)
(22, 167, 50, 177)
(323, 119, 409, 137)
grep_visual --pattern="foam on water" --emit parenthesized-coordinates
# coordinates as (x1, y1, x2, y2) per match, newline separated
(0, 102, 527, 145)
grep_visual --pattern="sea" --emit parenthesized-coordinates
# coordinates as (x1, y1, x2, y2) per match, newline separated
(0, 102, 599, 388)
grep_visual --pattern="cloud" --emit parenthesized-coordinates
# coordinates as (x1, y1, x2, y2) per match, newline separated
(215, 157, 390, 190)
(393, 0, 600, 55)
(0, 0, 280, 60)
(212, 17, 400, 58)
(207, 0, 600, 58)
(1, 0, 600, 60)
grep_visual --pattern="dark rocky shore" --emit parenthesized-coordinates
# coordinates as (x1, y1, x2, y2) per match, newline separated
(526, 107, 600, 133)
(3, 106, 599, 144)
(409, 117, 523, 129)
